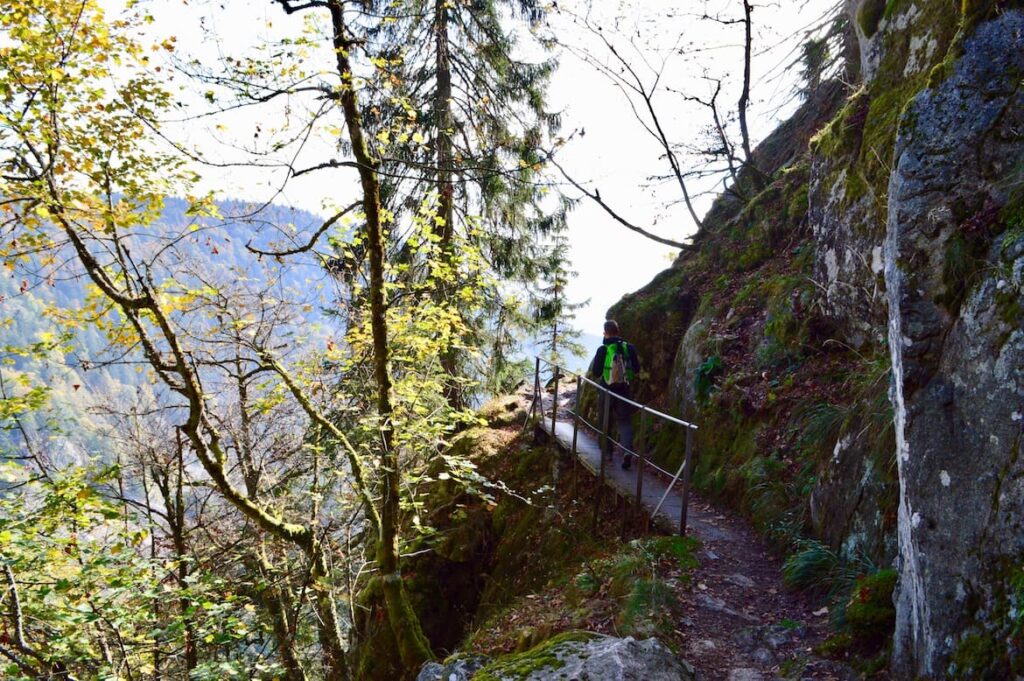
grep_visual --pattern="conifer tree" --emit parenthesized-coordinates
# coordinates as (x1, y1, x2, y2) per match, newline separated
(530, 234, 586, 376)
(363, 0, 569, 398)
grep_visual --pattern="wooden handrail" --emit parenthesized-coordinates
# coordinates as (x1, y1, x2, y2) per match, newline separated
(535, 356, 698, 430)
(528, 355, 700, 536)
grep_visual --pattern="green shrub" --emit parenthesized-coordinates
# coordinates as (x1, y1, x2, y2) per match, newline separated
(783, 539, 841, 591)
(694, 355, 723, 404)
(845, 569, 897, 640)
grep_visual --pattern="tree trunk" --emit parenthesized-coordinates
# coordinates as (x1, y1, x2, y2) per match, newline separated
(434, 0, 454, 250)
(308, 544, 350, 681)
(327, 1, 434, 674)
(738, 0, 764, 189)
(434, 0, 466, 407)
(251, 547, 308, 681)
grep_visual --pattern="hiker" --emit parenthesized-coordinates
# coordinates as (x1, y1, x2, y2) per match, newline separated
(588, 320, 641, 470)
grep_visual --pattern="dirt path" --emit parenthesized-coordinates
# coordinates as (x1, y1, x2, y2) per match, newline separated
(535, 385, 860, 680)
(677, 494, 857, 680)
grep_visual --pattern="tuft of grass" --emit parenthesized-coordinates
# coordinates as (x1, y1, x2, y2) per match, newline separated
(797, 402, 844, 456)
(783, 539, 878, 606)
(783, 539, 842, 592)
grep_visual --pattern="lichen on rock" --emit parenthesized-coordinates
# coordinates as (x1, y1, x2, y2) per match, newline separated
(468, 632, 696, 681)
(884, 9, 1024, 677)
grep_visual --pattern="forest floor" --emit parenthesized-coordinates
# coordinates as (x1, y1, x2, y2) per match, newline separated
(466, 388, 874, 680)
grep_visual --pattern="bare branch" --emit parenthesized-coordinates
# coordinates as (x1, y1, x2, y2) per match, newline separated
(246, 201, 361, 257)
(544, 148, 693, 251)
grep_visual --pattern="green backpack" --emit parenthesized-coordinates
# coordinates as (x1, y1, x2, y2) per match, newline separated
(604, 341, 633, 386)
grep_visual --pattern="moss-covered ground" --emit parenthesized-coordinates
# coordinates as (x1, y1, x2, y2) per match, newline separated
(355, 399, 705, 678)
(462, 430, 704, 657)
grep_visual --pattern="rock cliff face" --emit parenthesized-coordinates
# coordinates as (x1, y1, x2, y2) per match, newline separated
(607, 2, 1024, 676)
(886, 11, 1024, 677)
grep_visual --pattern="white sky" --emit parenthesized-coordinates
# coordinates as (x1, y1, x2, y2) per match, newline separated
(121, 0, 838, 335)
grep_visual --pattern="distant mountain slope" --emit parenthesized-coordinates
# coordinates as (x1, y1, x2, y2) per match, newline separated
(1, 197, 332, 461)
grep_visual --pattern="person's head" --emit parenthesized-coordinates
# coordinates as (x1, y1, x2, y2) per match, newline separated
(603, 319, 619, 338)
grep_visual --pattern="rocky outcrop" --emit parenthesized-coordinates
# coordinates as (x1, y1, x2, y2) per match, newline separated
(416, 655, 488, 681)
(809, 0, 962, 350)
(885, 10, 1024, 678)
(418, 633, 696, 681)
(602, 2, 1023, 677)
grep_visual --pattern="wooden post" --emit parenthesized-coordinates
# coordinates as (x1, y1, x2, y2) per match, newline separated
(680, 423, 695, 536)
(533, 356, 541, 421)
(551, 365, 559, 436)
(599, 387, 611, 460)
(634, 409, 647, 535)
(595, 386, 610, 531)
(571, 375, 581, 500)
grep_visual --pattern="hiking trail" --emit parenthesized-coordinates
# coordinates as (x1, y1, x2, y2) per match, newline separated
(535, 384, 860, 681)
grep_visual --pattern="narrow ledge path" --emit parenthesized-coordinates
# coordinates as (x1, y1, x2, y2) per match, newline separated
(533, 387, 862, 681)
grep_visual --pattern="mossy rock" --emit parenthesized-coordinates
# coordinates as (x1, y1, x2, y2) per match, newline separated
(809, 88, 869, 160)
(473, 631, 695, 681)
(473, 631, 600, 680)
(480, 395, 528, 428)
(950, 631, 1010, 679)
(846, 569, 897, 641)
(857, 0, 888, 38)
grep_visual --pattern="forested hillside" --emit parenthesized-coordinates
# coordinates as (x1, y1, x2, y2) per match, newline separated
(1, 197, 328, 463)
(0, 0, 585, 678)
(1, 0, 1021, 680)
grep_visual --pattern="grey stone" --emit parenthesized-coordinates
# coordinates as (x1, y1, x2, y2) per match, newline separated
(697, 594, 760, 623)
(725, 573, 755, 589)
(884, 10, 1024, 679)
(416, 655, 489, 681)
(734, 624, 803, 668)
(686, 638, 717, 658)
(726, 669, 764, 681)
(799, 658, 861, 681)
(458, 634, 696, 681)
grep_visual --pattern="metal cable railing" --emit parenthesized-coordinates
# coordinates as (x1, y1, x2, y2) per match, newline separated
(524, 356, 699, 536)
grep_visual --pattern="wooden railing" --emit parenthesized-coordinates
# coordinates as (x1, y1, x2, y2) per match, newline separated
(525, 356, 699, 535)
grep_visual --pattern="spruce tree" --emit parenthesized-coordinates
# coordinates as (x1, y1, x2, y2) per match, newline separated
(530, 233, 586, 378)
(362, 0, 569, 399)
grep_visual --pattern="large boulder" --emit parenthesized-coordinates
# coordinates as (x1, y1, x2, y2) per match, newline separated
(419, 633, 696, 681)
(416, 655, 489, 681)
(885, 11, 1024, 678)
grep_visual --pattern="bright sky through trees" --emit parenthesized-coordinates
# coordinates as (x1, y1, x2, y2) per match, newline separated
(112, 0, 836, 333)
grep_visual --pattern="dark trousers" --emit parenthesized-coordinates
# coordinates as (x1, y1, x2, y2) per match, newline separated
(599, 385, 635, 458)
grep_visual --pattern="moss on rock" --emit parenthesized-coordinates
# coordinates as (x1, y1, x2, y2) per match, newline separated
(472, 631, 601, 681)
(858, 0, 888, 38)
(846, 569, 898, 640)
